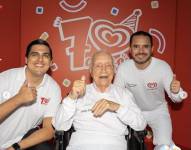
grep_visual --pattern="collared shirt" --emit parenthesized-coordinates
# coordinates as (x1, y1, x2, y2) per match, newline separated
(53, 83, 146, 150)
(0, 66, 61, 148)
(114, 57, 184, 111)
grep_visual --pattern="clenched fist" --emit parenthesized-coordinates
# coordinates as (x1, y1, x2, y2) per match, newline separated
(68, 76, 86, 100)
(170, 74, 180, 94)
(16, 81, 37, 105)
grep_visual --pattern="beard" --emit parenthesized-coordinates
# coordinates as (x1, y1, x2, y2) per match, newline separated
(133, 53, 152, 64)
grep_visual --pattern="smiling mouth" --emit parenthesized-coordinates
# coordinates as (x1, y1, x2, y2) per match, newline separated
(35, 64, 44, 67)
(99, 75, 108, 79)
(136, 53, 147, 57)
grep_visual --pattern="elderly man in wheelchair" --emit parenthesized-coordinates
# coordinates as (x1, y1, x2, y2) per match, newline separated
(52, 51, 147, 150)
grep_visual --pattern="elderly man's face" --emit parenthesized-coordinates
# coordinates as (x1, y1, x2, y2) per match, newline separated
(90, 52, 114, 91)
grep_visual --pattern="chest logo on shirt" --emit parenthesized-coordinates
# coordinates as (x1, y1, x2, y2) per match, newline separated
(146, 82, 158, 90)
(40, 97, 50, 105)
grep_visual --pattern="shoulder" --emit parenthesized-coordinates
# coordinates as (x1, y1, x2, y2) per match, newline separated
(112, 84, 134, 98)
(118, 59, 133, 68)
(116, 59, 133, 74)
(0, 67, 23, 78)
(45, 74, 61, 90)
(152, 57, 172, 70)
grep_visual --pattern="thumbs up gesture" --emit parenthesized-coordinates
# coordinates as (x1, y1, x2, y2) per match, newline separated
(16, 80, 37, 105)
(69, 76, 86, 99)
(170, 74, 181, 94)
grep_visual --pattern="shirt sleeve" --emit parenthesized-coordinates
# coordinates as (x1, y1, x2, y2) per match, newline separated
(162, 62, 184, 103)
(52, 96, 77, 131)
(0, 71, 9, 103)
(116, 89, 147, 131)
(44, 83, 62, 118)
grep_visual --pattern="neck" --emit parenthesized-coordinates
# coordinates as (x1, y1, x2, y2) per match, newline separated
(135, 57, 152, 70)
(99, 87, 107, 93)
(25, 68, 44, 87)
(94, 84, 109, 93)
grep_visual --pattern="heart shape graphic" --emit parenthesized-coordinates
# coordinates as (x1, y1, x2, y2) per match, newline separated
(89, 19, 133, 53)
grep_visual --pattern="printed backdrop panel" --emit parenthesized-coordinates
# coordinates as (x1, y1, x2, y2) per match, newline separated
(0, 0, 190, 148)
(20, 0, 175, 96)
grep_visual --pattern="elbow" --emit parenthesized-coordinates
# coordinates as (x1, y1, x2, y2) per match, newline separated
(44, 127, 55, 140)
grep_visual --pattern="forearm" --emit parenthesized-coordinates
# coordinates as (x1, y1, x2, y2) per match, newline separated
(117, 105, 147, 131)
(0, 95, 22, 122)
(18, 126, 54, 149)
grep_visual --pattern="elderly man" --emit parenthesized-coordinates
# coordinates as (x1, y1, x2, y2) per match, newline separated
(53, 51, 146, 150)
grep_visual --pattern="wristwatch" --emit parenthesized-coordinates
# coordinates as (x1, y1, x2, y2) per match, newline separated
(12, 143, 21, 150)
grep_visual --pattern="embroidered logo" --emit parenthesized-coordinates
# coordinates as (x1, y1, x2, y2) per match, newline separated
(146, 82, 157, 90)
(40, 97, 50, 105)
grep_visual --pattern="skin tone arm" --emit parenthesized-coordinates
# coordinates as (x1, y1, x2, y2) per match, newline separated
(0, 81, 37, 123)
(7, 117, 54, 150)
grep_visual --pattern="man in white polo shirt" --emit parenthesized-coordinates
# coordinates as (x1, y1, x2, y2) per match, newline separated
(0, 39, 61, 150)
(114, 31, 186, 150)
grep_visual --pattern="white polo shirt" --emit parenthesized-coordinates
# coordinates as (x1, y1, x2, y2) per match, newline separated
(114, 57, 183, 111)
(0, 66, 61, 148)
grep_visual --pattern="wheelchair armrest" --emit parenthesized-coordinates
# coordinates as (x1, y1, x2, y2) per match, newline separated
(127, 127, 147, 150)
(133, 129, 147, 143)
(55, 126, 75, 150)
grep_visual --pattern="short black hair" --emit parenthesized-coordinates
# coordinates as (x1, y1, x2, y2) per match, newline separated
(130, 31, 153, 47)
(25, 39, 53, 60)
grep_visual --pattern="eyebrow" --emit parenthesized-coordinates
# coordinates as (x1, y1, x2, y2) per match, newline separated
(29, 51, 50, 55)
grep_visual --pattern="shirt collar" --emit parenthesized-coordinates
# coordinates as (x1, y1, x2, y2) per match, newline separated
(92, 82, 112, 93)
(20, 66, 47, 88)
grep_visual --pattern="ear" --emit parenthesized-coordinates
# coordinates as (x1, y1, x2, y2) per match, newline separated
(129, 45, 132, 53)
(89, 67, 92, 75)
(151, 45, 154, 52)
(25, 57, 28, 64)
(129, 46, 133, 58)
(49, 60, 53, 66)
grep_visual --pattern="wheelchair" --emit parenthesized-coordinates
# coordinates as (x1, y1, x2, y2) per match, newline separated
(54, 126, 147, 150)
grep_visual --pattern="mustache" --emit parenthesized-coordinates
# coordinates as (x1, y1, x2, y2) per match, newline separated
(135, 53, 147, 56)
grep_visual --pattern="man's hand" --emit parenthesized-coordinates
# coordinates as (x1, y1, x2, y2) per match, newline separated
(16, 81, 37, 105)
(170, 74, 180, 94)
(91, 99, 120, 117)
(68, 76, 86, 99)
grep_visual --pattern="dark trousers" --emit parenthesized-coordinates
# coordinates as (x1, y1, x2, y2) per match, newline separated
(22, 127, 54, 150)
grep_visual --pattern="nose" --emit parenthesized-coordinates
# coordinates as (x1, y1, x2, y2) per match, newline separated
(37, 54, 43, 61)
(101, 65, 108, 72)
(139, 46, 145, 53)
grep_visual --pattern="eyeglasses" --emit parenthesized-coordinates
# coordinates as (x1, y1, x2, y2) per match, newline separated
(93, 63, 113, 71)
